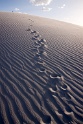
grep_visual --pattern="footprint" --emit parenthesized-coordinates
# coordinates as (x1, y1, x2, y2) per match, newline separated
(26, 28, 31, 31)
(34, 34, 41, 38)
(52, 85, 58, 92)
(65, 106, 72, 113)
(34, 41, 40, 47)
(30, 29, 34, 33)
(35, 61, 45, 68)
(38, 48, 45, 54)
(39, 67, 46, 73)
(49, 73, 63, 86)
(35, 53, 41, 57)
(31, 48, 39, 53)
(39, 39, 46, 43)
(41, 51, 47, 57)
(30, 24, 32, 26)
(38, 51, 45, 55)
(50, 73, 61, 79)
(32, 37, 40, 41)
(34, 53, 42, 61)
(39, 44, 48, 51)
(60, 90, 71, 101)
(38, 67, 47, 76)
(63, 107, 73, 124)
(34, 56, 43, 63)
(55, 110, 63, 118)
(35, 51, 47, 58)
(40, 115, 51, 124)
(31, 30, 37, 34)
(48, 85, 58, 95)
(60, 83, 67, 90)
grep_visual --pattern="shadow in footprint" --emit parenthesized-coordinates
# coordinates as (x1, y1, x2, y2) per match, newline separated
(60, 90, 71, 101)
(60, 83, 67, 90)
(26, 28, 31, 31)
(39, 67, 46, 73)
(52, 85, 58, 92)
(32, 37, 40, 41)
(34, 34, 41, 38)
(65, 106, 72, 113)
(40, 115, 51, 124)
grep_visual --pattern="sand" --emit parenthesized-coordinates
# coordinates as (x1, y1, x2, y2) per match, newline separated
(0, 12, 83, 124)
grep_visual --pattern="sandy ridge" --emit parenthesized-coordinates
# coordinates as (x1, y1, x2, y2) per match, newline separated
(0, 12, 83, 124)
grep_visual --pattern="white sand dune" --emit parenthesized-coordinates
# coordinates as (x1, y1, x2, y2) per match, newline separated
(0, 12, 83, 124)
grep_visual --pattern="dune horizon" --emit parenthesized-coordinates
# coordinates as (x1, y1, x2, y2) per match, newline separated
(0, 12, 83, 124)
(1, 11, 83, 27)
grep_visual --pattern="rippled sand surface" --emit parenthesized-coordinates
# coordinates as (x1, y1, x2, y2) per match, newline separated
(0, 12, 83, 124)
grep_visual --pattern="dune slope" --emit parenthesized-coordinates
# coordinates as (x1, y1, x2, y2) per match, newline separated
(0, 12, 83, 124)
